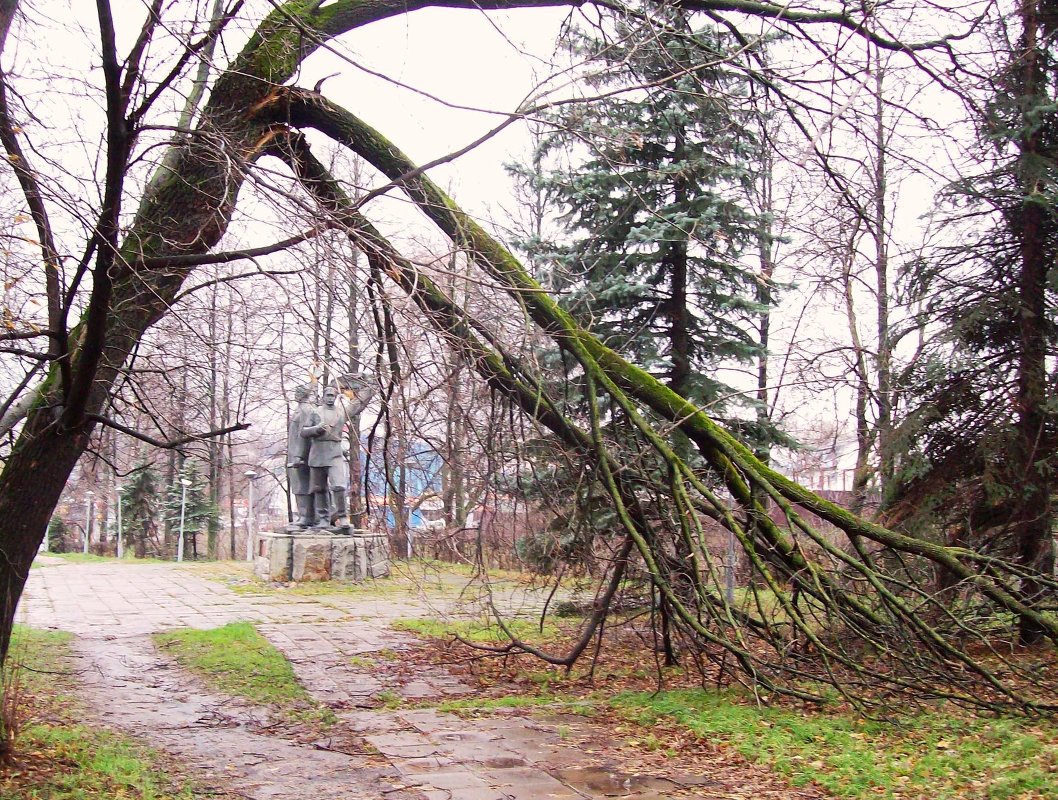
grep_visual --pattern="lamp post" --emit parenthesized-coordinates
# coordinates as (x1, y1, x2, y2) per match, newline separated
(176, 478, 191, 563)
(244, 470, 257, 561)
(83, 491, 94, 554)
(115, 483, 123, 559)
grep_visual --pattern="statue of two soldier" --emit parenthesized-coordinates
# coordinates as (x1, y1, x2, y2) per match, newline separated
(286, 379, 373, 531)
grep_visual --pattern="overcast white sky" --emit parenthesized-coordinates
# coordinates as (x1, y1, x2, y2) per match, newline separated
(288, 7, 576, 219)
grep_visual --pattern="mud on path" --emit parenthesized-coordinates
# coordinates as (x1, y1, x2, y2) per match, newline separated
(21, 559, 823, 799)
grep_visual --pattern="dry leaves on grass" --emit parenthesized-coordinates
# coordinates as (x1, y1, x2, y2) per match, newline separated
(383, 627, 831, 799)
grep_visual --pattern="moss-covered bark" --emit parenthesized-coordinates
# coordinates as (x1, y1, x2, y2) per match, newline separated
(280, 91, 1058, 645)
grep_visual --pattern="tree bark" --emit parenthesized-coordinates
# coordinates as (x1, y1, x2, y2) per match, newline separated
(1014, 0, 1055, 645)
(871, 57, 894, 501)
(0, 415, 91, 660)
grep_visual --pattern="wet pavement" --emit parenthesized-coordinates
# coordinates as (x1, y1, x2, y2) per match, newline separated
(18, 557, 818, 799)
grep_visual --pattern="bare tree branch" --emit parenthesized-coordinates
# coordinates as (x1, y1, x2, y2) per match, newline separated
(141, 225, 333, 270)
(85, 415, 250, 450)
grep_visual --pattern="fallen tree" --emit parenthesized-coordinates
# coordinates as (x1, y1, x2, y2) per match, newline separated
(269, 106, 1058, 712)
(0, 0, 1052, 717)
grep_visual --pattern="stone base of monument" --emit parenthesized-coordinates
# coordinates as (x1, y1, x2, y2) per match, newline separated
(251, 530, 390, 583)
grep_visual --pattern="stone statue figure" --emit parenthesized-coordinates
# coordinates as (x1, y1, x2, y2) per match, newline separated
(293, 376, 377, 531)
(286, 384, 317, 529)
(303, 385, 347, 529)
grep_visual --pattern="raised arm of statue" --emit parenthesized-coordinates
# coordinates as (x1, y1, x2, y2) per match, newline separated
(336, 372, 377, 416)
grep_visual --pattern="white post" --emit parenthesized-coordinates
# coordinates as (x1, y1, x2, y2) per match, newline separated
(116, 485, 124, 559)
(176, 479, 190, 563)
(83, 491, 94, 554)
(244, 470, 256, 561)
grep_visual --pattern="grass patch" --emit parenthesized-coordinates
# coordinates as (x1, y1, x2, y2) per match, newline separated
(153, 622, 333, 725)
(1, 625, 194, 799)
(392, 558, 530, 584)
(42, 552, 113, 564)
(613, 689, 1058, 799)
(259, 577, 411, 598)
(4, 725, 196, 799)
(182, 561, 251, 579)
(39, 552, 169, 565)
(374, 689, 403, 709)
(392, 616, 562, 644)
(6, 626, 73, 690)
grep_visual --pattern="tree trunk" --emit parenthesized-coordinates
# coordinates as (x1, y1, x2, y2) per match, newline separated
(666, 128, 692, 399)
(750, 140, 776, 561)
(442, 254, 469, 530)
(347, 247, 366, 528)
(1015, 0, 1055, 645)
(872, 57, 895, 501)
(0, 414, 91, 660)
(224, 309, 237, 558)
(207, 282, 221, 557)
(841, 229, 874, 516)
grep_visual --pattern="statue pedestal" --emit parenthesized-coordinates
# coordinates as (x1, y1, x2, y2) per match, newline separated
(251, 529, 390, 583)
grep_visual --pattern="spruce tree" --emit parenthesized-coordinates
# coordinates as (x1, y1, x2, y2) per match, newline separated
(163, 461, 219, 560)
(508, 5, 776, 662)
(513, 6, 768, 419)
(122, 463, 160, 559)
(46, 516, 69, 554)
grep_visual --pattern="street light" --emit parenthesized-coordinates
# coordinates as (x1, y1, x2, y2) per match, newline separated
(115, 483, 123, 559)
(244, 470, 257, 562)
(176, 478, 191, 563)
(83, 491, 94, 554)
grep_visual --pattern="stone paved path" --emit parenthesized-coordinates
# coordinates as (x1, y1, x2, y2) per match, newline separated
(19, 558, 818, 800)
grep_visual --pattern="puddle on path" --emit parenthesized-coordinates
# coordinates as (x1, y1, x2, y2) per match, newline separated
(478, 756, 529, 769)
(552, 766, 720, 797)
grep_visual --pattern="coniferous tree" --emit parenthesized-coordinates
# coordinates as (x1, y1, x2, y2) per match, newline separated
(508, 6, 778, 662)
(46, 516, 68, 554)
(892, 2, 1058, 643)
(121, 464, 160, 559)
(163, 461, 219, 560)
(513, 7, 769, 422)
